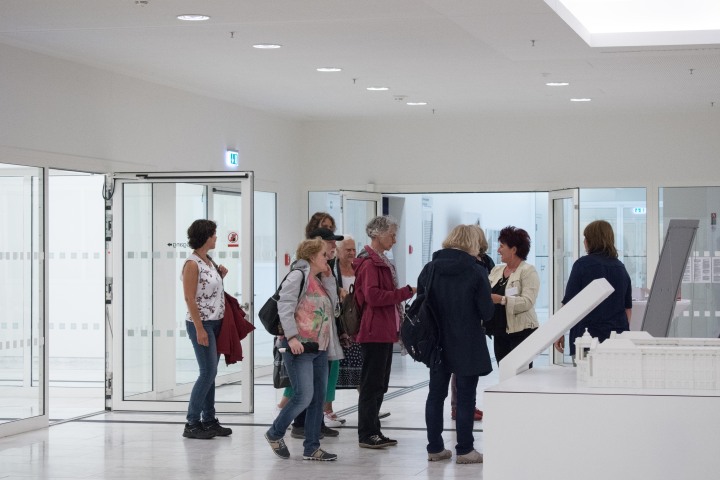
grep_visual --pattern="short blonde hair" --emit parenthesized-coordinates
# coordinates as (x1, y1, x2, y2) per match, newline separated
(296, 237, 325, 262)
(442, 224, 480, 255)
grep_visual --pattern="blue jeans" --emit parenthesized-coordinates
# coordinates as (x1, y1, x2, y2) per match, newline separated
(186, 320, 222, 425)
(425, 366, 479, 455)
(267, 341, 328, 456)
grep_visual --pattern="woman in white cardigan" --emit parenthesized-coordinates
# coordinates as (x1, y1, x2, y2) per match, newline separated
(486, 226, 540, 366)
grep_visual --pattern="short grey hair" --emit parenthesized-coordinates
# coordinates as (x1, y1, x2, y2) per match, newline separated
(366, 215, 398, 239)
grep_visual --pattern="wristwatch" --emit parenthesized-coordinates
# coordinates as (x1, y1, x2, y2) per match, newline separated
(500, 296, 507, 306)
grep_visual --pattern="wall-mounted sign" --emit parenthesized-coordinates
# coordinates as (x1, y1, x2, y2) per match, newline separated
(632, 207, 646, 215)
(227, 231, 239, 248)
(225, 149, 239, 168)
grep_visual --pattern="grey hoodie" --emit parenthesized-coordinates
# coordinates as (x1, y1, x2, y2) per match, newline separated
(277, 259, 343, 360)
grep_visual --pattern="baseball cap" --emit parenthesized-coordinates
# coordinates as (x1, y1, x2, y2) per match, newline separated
(308, 228, 344, 241)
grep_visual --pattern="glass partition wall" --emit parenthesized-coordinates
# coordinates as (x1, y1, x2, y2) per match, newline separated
(47, 170, 106, 421)
(0, 163, 46, 434)
(660, 187, 720, 338)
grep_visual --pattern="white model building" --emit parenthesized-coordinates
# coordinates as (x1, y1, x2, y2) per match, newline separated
(576, 330, 720, 390)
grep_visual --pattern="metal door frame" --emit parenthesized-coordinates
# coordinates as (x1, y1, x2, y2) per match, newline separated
(109, 171, 254, 413)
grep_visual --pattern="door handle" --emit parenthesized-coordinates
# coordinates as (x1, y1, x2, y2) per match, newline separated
(241, 302, 250, 311)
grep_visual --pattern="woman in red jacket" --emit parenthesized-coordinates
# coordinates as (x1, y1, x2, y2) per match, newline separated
(352, 215, 416, 449)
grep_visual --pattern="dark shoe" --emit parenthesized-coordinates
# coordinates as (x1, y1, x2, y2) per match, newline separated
(321, 425, 340, 437)
(264, 432, 290, 459)
(183, 423, 216, 439)
(378, 411, 391, 419)
(359, 434, 393, 449)
(291, 426, 325, 439)
(303, 448, 338, 461)
(379, 434, 397, 446)
(202, 418, 232, 436)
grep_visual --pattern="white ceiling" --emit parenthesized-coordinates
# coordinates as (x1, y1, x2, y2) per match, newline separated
(1, 0, 719, 120)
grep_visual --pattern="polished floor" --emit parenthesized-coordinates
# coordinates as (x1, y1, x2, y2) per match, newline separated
(0, 353, 532, 480)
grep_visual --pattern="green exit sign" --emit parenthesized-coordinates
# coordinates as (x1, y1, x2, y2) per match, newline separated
(225, 150, 239, 168)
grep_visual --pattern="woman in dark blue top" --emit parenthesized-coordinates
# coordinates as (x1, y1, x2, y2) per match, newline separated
(554, 220, 633, 355)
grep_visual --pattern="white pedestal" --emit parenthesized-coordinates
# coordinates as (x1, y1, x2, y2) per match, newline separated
(484, 366, 720, 480)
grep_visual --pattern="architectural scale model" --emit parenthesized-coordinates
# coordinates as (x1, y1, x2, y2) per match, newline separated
(575, 330, 720, 390)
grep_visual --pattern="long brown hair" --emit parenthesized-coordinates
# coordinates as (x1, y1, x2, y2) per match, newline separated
(584, 220, 618, 258)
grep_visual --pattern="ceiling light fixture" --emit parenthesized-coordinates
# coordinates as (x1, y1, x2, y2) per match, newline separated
(367, 87, 389, 91)
(177, 14, 210, 21)
(570, 98, 592, 102)
(253, 44, 282, 49)
(407, 102, 428, 106)
(316, 67, 342, 72)
(546, 82, 570, 86)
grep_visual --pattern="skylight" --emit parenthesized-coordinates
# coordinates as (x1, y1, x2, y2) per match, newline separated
(545, 0, 720, 47)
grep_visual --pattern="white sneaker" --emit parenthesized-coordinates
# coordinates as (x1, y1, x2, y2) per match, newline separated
(324, 412, 344, 427)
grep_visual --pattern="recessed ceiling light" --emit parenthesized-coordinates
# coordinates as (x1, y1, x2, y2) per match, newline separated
(546, 82, 570, 86)
(407, 102, 428, 106)
(570, 98, 592, 102)
(253, 44, 282, 49)
(316, 67, 342, 72)
(367, 87, 389, 91)
(177, 14, 210, 21)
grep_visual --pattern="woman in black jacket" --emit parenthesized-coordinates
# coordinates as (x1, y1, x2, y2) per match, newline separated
(417, 224, 494, 464)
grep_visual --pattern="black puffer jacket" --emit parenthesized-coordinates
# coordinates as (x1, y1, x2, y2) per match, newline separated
(417, 248, 494, 376)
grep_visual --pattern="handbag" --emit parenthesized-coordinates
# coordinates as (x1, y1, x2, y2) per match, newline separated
(258, 269, 305, 335)
(339, 284, 361, 336)
(272, 344, 291, 388)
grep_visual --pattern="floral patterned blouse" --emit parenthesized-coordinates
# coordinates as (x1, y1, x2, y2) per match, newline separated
(183, 253, 225, 322)
(293, 275, 332, 350)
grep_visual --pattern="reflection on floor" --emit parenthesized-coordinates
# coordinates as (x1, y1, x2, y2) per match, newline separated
(0, 352, 538, 479)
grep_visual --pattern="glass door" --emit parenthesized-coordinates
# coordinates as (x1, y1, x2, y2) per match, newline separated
(340, 191, 382, 252)
(0, 163, 47, 437)
(549, 189, 579, 365)
(111, 172, 254, 413)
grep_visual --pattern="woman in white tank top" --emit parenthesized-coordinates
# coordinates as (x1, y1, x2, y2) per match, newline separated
(181, 219, 231, 440)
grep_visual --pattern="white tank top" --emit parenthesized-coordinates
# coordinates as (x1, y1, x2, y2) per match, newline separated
(182, 253, 225, 321)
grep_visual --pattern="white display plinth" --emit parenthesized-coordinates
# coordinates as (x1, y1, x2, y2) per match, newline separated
(484, 366, 720, 480)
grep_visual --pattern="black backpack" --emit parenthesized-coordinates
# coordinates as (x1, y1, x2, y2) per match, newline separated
(401, 264, 441, 368)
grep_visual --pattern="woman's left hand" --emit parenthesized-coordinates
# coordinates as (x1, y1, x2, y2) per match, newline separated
(217, 264, 228, 278)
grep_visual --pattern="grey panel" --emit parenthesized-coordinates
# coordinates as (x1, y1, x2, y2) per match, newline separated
(641, 219, 699, 337)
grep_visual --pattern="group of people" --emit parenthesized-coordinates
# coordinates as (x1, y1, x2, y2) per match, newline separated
(263, 214, 414, 461)
(179, 212, 632, 465)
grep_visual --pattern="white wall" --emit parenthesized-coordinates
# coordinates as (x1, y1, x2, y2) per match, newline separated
(4, 40, 720, 282)
(300, 114, 720, 192)
(0, 43, 307, 262)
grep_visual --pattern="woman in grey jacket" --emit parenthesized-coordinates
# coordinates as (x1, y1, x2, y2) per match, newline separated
(265, 238, 339, 462)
